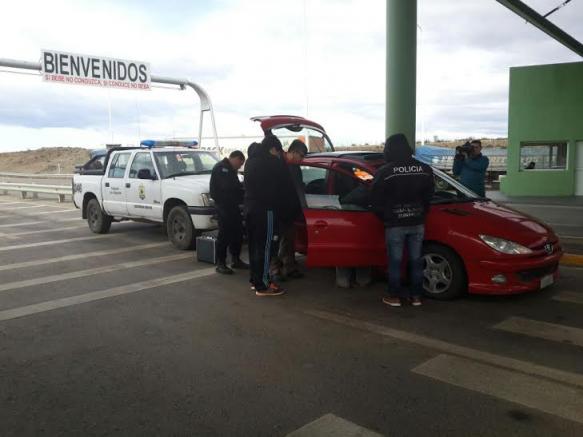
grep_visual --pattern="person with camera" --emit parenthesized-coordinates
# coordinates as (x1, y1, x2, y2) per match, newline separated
(453, 139, 489, 197)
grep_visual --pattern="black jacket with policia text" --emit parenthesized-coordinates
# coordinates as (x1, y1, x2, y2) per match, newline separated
(372, 134, 435, 228)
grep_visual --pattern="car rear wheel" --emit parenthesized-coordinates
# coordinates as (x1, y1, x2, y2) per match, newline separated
(167, 206, 196, 250)
(87, 198, 112, 234)
(422, 243, 466, 300)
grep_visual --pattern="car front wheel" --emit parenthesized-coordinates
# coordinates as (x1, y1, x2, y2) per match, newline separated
(422, 243, 466, 300)
(167, 206, 196, 250)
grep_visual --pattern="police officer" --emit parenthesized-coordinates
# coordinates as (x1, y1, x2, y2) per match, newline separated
(210, 150, 247, 274)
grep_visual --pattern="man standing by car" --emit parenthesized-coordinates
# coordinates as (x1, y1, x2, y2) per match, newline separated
(210, 150, 248, 274)
(244, 135, 288, 296)
(372, 133, 434, 307)
(453, 139, 489, 197)
(270, 139, 308, 282)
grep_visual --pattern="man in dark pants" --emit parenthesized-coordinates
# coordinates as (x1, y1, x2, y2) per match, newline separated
(372, 133, 434, 307)
(244, 135, 288, 296)
(270, 139, 307, 282)
(210, 150, 247, 274)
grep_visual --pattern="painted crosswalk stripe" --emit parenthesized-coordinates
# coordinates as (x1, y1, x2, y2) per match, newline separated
(413, 354, 583, 425)
(0, 268, 215, 322)
(0, 253, 192, 293)
(0, 234, 118, 252)
(553, 291, 583, 305)
(286, 414, 383, 437)
(0, 242, 168, 272)
(304, 310, 583, 389)
(0, 217, 81, 228)
(0, 224, 86, 238)
(493, 317, 583, 348)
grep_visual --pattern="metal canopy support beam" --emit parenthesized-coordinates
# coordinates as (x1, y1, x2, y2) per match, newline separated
(0, 58, 219, 148)
(495, 0, 583, 57)
(386, 0, 417, 149)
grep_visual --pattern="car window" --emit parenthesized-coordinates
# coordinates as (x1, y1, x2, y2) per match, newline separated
(432, 168, 481, 202)
(107, 153, 131, 178)
(129, 153, 156, 179)
(154, 151, 218, 178)
(85, 155, 105, 170)
(332, 164, 372, 211)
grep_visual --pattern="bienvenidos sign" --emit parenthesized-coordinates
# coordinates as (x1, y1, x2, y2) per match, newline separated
(41, 50, 151, 90)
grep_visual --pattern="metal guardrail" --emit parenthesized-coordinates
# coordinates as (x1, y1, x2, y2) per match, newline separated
(0, 182, 71, 202)
(0, 172, 74, 179)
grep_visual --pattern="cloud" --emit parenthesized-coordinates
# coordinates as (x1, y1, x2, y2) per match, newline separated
(1, 0, 582, 152)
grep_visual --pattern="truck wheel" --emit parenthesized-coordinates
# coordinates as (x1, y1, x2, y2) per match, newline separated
(167, 206, 196, 250)
(87, 198, 112, 234)
(422, 243, 467, 300)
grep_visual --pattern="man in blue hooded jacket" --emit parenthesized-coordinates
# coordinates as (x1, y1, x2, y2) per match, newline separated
(452, 140, 489, 197)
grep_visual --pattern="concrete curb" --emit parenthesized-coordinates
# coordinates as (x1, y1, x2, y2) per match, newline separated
(561, 254, 583, 267)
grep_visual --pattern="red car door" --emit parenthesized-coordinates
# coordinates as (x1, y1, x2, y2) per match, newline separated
(298, 163, 386, 268)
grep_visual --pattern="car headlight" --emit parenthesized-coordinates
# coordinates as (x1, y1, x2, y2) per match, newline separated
(200, 193, 215, 207)
(479, 235, 533, 255)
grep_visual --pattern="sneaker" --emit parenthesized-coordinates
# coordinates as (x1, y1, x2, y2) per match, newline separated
(255, 286, 285, 297)
(231, 259, 249, 270)
(215, 264, 234, 275)
(382, 296, 402, 307)
(411, 297, 423, 307)
(269, 282, 284, 292)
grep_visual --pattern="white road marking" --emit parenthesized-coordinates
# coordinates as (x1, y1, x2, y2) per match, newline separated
(0, 268, 215, 322)
(0, 205, 45, 210)
(0, 253, 192, 293)
(286, 414, 383, 437)
(0, 209, 78, 219)
(413, 354, 583, 425)
(0, 242, 168, 272)
(0, 217, 81, 228)
(553, 291, 583, 305)
(304, 310, 583, 389)
(494, 316, 583, 348)
(0, 235, 118, 252)
(0, 225, 86, 238)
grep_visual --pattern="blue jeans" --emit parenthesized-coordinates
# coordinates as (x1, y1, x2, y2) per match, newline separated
(385, 225, 425, 298)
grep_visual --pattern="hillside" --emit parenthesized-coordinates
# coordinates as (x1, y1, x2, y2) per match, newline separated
(0, 147, 90, 174)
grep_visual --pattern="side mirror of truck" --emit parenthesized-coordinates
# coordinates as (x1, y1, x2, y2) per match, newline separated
(137, 169, 157, 180)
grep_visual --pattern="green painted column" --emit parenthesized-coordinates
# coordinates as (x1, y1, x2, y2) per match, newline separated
(386, 0, 417, 148)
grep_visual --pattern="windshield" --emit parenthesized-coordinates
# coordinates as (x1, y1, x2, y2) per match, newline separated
(431, 167, 483, 203)
(271, 126, 334, 153)
(154, 151, 219, 179)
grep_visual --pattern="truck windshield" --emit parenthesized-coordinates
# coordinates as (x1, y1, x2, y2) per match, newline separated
(154, 151, 219, 179)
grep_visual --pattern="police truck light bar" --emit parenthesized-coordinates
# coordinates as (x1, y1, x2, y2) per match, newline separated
(41, 50, 151, 90)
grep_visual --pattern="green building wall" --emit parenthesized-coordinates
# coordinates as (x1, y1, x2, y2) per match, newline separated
(501, 61, 583, 196)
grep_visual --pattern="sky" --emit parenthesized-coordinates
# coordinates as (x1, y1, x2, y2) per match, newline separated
(0, 0, 582, 152)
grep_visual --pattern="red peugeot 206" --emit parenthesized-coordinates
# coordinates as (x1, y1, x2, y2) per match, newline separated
(252, 115, 563, 300)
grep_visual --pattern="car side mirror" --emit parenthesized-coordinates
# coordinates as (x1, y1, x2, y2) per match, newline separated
(138, 169, 156, 180)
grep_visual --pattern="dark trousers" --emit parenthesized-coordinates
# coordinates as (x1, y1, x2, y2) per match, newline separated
(246, 209, 277, 291)
(216, 204, 243, 265)
(386, 225, 425, 298)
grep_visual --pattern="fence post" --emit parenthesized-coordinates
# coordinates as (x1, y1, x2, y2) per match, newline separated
(58, 194, 65, 203)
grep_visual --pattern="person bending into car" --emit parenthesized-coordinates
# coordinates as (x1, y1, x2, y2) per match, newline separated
(372, 133, 434, 307)
(452, 139, 489, 197)
(270, 139, 308, 282)
(210, 150, 248, 274)
(244, 135, 288, 296)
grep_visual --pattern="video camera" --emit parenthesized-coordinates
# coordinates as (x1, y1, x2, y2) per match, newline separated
(455, 141, 473, 155)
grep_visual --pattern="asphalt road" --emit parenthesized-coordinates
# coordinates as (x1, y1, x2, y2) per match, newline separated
(1, 195, 583, 436)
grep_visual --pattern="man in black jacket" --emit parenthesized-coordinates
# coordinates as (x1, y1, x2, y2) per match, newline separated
(372, 133, 434, 307)
(244, 135, 288, 296)
(210, 150, 247, 274)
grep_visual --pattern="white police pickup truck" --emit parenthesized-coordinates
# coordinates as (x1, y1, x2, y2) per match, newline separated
(73, 144, 218, 249)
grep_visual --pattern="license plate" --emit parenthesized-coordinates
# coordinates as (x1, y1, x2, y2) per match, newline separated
(540, 274, 554, 289)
